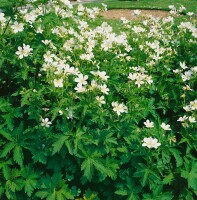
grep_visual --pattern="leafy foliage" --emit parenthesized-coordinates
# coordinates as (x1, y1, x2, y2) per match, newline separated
(0, 0, 196, 199)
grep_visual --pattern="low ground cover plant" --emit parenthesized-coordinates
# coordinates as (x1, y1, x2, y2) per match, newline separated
(0, 0, 196, 199)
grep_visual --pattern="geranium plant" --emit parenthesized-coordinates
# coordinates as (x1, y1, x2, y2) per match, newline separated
(0, 0, 196, 199)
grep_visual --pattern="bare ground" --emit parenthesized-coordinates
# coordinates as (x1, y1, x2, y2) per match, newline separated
(101, 9, 170, 20)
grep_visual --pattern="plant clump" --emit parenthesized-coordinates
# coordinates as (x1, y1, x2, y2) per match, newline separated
(0, 0, 196, 199)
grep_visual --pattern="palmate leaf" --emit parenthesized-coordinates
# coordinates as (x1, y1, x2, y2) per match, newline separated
(81, 152, 119, 181)
(24, 179, 37, 197)
(35, 191, 49, 199)
(2, 113, 14, 131)
(32, 150, 47, 164)
(95, 157, 119, 180)
(52, 135, 68, 155)
(163, 173, 174, 185)
(21, 166, 40, 197)
(0, 142, 16, 158)
(36, 173, 74, 200)
(5, 169, 23, 194)
(133, 163, 160, 187)
(55, 184, 74, 200)
(46, 191, 56, 200)
(81, 158, 94, 181)
(0, 130, 13, 141)
(0, 98, 11, 112)
(2, 165, 11, 180)
(169, 148, 183, 167)
(13, 145, 24, 167)
(181, 161, 197, 191)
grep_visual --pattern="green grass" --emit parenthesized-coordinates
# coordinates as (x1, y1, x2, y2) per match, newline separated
(87, 0, 197, 13)
(1, 0, 197, 13)
(85, 0, 197, 32)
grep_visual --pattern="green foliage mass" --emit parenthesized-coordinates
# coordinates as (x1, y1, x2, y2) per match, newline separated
(0, 0, 197, 199)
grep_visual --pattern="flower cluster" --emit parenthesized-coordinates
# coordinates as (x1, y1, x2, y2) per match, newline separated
(128, 66, 153, 87)
(16, 44, 33, 59)
(112, 102, 128, 116)
(142, 137, 161, 149)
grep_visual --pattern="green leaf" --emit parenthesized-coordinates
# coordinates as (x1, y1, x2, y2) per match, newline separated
(6, 180, 18, 192)
(163, 173, 174, 185)
(81, 158, 94, 181)
(13, 146, 24, 167)
(56, 184, 74, 200)
(115, 189, 128, 196)
(181, 162, 197, 190)
(3, 113, 14, 131)
(21, 166, 40, 197)
(0, 142, 15, 158)
(32, 151, 47, 164)
(2, 165, 11, 180)
(35, 191, 49, 199)
(24, 179, 37, 197)
(169, 148, 183, 167)
(0, 98, 11, 112)
(0, 130, 13, 141)
(46, 191, 56, 200)
(142, 169, 150, 187)
(52, 135, 68, 155)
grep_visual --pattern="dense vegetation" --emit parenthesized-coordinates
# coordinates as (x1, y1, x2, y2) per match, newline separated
(0, 0, 196, 199)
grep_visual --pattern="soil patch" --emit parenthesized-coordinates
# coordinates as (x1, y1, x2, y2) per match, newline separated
(101, 9, 170, 20)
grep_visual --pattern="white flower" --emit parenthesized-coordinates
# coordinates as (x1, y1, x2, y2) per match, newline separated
(112, 101, 128, 116)
(97, 71, 109, 81)
(188, 116, 196, 123)
(99, 84, 110, 95)
(190, 100, 197, 110)
(101, 40, 112, 51)
(133, 10, 141, 16)
(36, 26, 44, 33)
(44, 51, 55, 63)
(11, 21, 24, 33)
(173, 69, 181, 74)
(42, 40, 51, 45)
(74, 85, 86, 93)
(41, 118, 52, 128)
(65, 108, 73, 119)
(135, 76, 144, 88)
(96, 96, 106, 106)
(80, 53, 94, 61)
(132, 26, 146, 34)
(187, 12, 194, 16)
(183, 105, 192, 112)
(161, 123, 171, 130)
(54, 78, 63, 88)
(169, 5, 176, 10)
(0, 13, 6, 24)
(177, 115, 188, 122)
(59, 110, 63, 115)
(144, 120, 154, 128)
(16, 44, 33, 59)
(90, 80, 98, 90)
(74, 74, 88, 86)
(181, 70, 192, 82)
(128, 73, 138, 80)
(24, 12, 37, 24)
(145, 75, 153, 84)
(183, 85, 193, 91)
(142, 137, 161, 149)
(180, 61, 187, 69)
